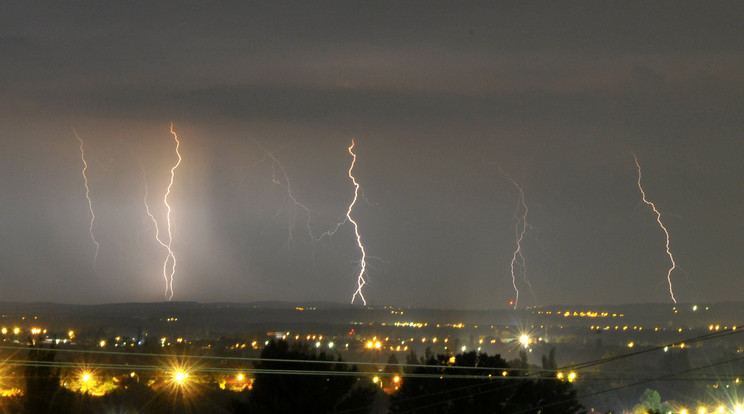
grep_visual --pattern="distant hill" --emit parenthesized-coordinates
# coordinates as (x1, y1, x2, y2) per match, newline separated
(1, 301, 741, 340)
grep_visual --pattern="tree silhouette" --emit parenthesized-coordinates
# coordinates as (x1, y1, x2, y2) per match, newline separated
(390, 349, 585, 414)
(240, 339, 374, 414)
(390, 350, 514, 414)
(23, 342, 69, 414)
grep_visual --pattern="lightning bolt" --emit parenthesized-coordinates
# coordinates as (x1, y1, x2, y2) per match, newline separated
(254, 140, 315, 245)
(496, 165, 535, 309)
(139, 165, 171, 296)
(151, 123, 184, 301)
(74, 129, 100, 265)
(633, 153, 677, 303)
(346, 140, 368, 305)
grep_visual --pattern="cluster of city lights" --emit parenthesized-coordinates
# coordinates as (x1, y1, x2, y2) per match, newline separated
(1, 327, 45, 335)
(533, 310, 625, 318)
(392, 322, 426, 328)
(556, 371, 577, 382)
(675, 404, 744, 414)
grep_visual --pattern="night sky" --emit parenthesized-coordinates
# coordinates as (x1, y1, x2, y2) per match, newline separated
(1, 2, 743, 308)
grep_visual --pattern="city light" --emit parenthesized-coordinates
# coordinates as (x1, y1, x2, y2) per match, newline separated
(519, 334, 530, 348)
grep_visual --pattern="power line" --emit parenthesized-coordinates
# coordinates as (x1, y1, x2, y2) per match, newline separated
(515, 351, 744, 414)
(3, 326, 738, 374)
(365, 327, 744, 413)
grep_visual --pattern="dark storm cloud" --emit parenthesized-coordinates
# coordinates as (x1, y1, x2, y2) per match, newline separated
(1, 1, 744, 307)
(3, 1, 744, 94)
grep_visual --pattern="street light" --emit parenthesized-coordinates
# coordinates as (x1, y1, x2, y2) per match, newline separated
(519, 335, 530, 348)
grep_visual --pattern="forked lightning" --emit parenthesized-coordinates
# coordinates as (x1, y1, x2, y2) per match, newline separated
(496, 164, 534, 309)
(633, 153, 677, 303)
(347, 141, 369, 305)
(74, 129, 100, 265)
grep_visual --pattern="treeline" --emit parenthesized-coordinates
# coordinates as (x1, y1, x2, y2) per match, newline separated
(5, 340, 585, 413)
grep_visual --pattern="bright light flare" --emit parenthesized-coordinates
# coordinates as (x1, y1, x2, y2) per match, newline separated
(633, 153, 677, 303)
(161, 355, 199, 397)
(512, 328, 534, 350)
(174, 371, 187, 384)
(157, 357, 204, 412)
(519, 334, 530, 348)
(74, 129, 100, 265)
(64, 365, 104, 395)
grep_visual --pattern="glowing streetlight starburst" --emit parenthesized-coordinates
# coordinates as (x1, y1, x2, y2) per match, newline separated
(74, 129, 100, 265)
(519, 334, 530, 348)
(155, 354, 205, 412)
(633, 153, 677, 303)
(509, 327, 535, 352)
